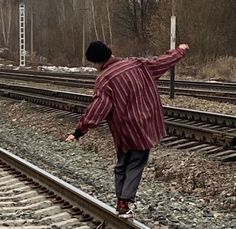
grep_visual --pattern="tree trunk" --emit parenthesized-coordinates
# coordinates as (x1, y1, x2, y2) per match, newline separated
(91, 0, 99, 40)
(100, 18, 106, 43)
(106, 0, 112, 45)
(6, 0, 12, 46)
(0, 1, 6, 46)
(0, 0, 12, 47)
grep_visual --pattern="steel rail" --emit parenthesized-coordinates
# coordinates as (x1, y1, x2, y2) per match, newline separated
(1, 69, 236, 90)
(0, 147, 150, 229)
(0, 69, 96, 80)
(0, 84, 235, 149)
(0, 71, 95, 88)
(166, 120, 236, 147)
(159, 87, 236, 104)
(1, 74, 236, 103)
(0, 83, 235, 127)
(159, 79, 236, 91)
(164, 106, 236, 128)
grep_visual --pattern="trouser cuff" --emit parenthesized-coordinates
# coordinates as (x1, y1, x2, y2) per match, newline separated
(119, 196, 135, 203)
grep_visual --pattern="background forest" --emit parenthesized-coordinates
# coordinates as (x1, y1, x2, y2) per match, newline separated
(0, 0, 236, 80)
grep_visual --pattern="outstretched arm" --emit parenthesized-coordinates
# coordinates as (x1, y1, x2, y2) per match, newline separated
(140, 44, 189, 80)
(66, 87, 112, 142)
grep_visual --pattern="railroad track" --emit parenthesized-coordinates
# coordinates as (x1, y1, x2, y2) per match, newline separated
(0, 147, 149, 229)
(0, 69, 236, 104)
(0, 83, 235, 161)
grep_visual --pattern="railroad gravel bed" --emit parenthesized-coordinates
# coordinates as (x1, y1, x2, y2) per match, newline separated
(0, 78, 235, 116)
(0, 99, 236, 228)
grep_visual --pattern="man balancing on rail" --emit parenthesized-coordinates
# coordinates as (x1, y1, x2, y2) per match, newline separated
(66, 41, 189, 218)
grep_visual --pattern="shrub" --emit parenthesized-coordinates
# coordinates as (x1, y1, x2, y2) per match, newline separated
(199, 56, 236, 82)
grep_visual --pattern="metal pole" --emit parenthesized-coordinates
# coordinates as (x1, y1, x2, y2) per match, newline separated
(82, 0, 86, 66)
(19, 0, 26, 67)
(30, 4, 34, 63)
(170, 0, 176, 99)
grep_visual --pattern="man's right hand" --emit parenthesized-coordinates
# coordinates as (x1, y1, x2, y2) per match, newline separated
(66, 134, 76, 142)
(178, 44, 189, 50)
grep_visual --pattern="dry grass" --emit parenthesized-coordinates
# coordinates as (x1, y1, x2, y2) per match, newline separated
(150, 151, 236, 211)
(198, 56, 236, 82)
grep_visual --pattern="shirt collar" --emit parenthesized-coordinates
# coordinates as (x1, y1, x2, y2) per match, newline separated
(101, 56, 122, 70)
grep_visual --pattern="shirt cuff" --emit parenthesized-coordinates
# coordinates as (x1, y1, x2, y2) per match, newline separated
(72, 129, 84, 140)
(176, 47, 186, 56)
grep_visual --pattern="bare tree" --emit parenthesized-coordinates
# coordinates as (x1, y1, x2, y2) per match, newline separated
(106, 0, 112, 45)
(0, 0, 12, 47)
(1, 0, 235, 65)
(91, 0, 99, 40)
(177, 0, 236, 60)
(100, 18, 106, 43)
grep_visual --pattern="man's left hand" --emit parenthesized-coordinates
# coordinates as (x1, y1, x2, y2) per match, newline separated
(178, 44, 189, 50)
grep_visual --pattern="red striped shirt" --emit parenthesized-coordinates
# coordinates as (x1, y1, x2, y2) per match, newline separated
(76, 48, 186, 152)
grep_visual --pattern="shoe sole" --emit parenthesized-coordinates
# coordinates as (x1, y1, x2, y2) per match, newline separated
(118, 214, 134, 219)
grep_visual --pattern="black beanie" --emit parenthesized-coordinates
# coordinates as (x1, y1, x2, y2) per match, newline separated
(86, 41, 112, 63)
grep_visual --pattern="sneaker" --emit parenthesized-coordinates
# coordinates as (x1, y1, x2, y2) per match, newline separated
(116, 200, 129, 213)
(116, 200, 134, 218)
(119, 209, 134, 219)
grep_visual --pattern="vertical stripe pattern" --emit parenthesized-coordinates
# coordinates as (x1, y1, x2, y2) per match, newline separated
(76, 48, 186, 152)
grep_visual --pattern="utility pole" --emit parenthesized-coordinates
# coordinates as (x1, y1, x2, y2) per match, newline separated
(170, 0, 176, 99)
(82, 0, 86, 66)
(19, 0, 26, 67)
(30, 3, 34, 63)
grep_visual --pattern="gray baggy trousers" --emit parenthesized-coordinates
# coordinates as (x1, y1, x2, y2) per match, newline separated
(114, 149, 149, 202)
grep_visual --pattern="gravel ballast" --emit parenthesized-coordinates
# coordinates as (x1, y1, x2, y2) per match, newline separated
(0, 98, 236, 229)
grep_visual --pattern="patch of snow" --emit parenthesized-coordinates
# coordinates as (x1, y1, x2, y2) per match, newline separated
(37, 65, 97, 73)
